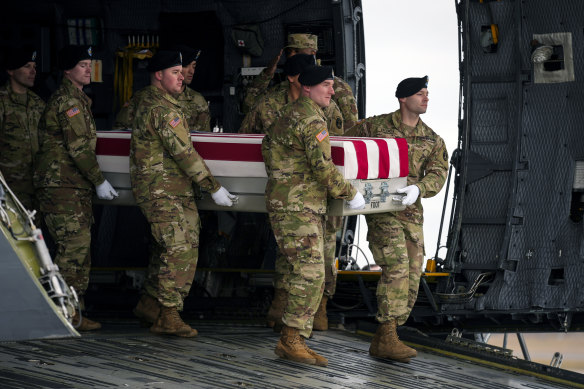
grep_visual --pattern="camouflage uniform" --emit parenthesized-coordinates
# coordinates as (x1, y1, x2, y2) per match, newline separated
(243, 69, 357, 128)
(177, 86, 211, 132)
(239, 80, 343, 135)
(34, 77, 105, 299)
(262, 95, 356, 338)
(347, 109, 448, 325)
(130, 85, 220, 310)
(113, 87, 149, 130)
(239, 84, 344, 298)
(0, 83, 45, 209)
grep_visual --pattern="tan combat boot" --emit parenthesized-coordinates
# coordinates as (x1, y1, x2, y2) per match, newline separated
(266, 288, 287, 333)
(72, 311, 102, 331)
(133, 294, 161, 325)
(369, 319, 417, 363)
(150, 306, 198, 338)
(274, 325, 316, 365)
(313, 295, 329, 331)
(303, 341, 328, 366)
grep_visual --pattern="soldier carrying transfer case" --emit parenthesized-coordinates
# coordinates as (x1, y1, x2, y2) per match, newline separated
(129, 50, 237, 338)
(240, 53, 344, 332)
(262, 65, 365, 366)
(0, 47, 45, 210)
(114, 45, 211, 132)
(34, 45, 119, 331)
(346, 76, 449, 363)
(172, 44, 211, 132)
(243, 33, 359, 129)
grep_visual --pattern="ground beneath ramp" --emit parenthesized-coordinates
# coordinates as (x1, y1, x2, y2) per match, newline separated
(0, 322, 576, 388)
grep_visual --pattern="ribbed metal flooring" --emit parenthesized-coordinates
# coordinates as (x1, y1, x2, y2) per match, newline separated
(0, 322, 576, 388)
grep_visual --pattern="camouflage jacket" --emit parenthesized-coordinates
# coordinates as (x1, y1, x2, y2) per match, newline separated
(239, 82, 344, 135)
(113, 87, 149, 130)
(261, 95, 356, 214)
(243, 69, 358, 127)
(346, 109, 449, 224)
(0, 83, 45, 195)
(130, 85, 220, 203)
(176, 87, 211, 132)
(34, 77, 104, 190)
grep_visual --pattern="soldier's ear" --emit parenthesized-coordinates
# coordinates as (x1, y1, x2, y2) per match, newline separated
(154, 70, 163, 81)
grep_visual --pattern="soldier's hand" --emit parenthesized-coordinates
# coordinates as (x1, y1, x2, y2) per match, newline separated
(397, 185, 420, 206)
(266, 49, 283, 75)
(96, 179, 119, 200)
(347, 191, 366, 210)
(211, 186, 238, 207)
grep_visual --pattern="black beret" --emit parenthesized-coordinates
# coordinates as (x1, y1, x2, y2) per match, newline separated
(395, 75, 429, 98)
(169, 44, 201, 65)
(298, 65, 334, 86)
(283, 54, 316, 76)
(4, 47, 38, 70)
(58, 45, 93, 71)
(147, 50, 183, 72)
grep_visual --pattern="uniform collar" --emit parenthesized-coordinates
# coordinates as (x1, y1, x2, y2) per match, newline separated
(5, 82, 29, 106)
(392, 109, 426, 134)
(149, 84, 180, 106)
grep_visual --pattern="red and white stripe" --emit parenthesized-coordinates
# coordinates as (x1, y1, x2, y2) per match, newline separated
(96, 132, 408, 179)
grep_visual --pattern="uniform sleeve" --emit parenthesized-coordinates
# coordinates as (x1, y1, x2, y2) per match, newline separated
(344, 116, 375, 137)
(191, 93, 211, 132)
(324, 101, 344, 135)
(303, 119, 356, 200)
(113, 98, 136, 130)
(242, 69, 273, 114)
(156, 113, 220, 193)
(417, 135, 449, 198)
(239, 101, 263, 134)
(333, 77, 359, 129)
(59, 103, 105, 186)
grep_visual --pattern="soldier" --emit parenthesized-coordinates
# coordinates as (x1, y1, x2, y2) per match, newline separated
(114, 46, 210, 132)
(240, 54, 343, 332)
(0, 47, 45, 210)
(243, 33, 359, 128)
(35, 45, 119, 331)
(173, 45, 211, 132)
(262, 65, 365, 366)
(130, 50, 236, 338)
(346, 76, 449, 363)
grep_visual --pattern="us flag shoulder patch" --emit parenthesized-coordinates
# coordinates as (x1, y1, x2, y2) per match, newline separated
(316, 129, 329, 142)
(169, 116, 181, 128)
(66, 107, 80, 118)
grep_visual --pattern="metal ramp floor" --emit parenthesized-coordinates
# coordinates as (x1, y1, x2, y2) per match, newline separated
(0, 321, 579, 388)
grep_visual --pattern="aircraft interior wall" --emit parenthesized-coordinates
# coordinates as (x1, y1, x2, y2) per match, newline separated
(444, 0, 584, 327)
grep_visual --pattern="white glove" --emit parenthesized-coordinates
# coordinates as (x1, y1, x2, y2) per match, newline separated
(397, 185, 420, 206)
(347, 191, 366, 210)
(211, 186, 238, 207)
(95, 180, 119, 200)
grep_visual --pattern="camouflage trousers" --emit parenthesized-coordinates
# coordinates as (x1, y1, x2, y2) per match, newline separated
(269, 212, 325, 338)
(366, 214, 424, 326)
(139, 196, 200, 310)
(273, 215, 341, 298)
(37, 188, 93, 298)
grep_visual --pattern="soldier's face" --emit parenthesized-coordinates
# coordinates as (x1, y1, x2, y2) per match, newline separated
(159, 65, 184, 94)
(307, 79, 335, 108)
(65, 60, 92, 88)
(7, 61, 36, 89)
(181, 61, 196, 85)
(400, 88, 429, 115)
